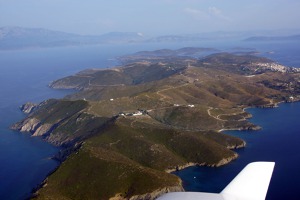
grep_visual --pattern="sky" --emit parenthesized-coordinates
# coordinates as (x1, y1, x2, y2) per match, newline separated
(0, 0, 300, 36)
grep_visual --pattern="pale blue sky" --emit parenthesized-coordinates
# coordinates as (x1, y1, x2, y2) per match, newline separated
(0, 0, 299, 35)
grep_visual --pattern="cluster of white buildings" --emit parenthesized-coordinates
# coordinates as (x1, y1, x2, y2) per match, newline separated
(252, 62, 300, 73)
(174, 104, 195, 108)
(119, 110, 146, 117)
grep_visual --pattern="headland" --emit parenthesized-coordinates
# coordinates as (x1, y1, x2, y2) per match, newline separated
(12, 47, 300, 199)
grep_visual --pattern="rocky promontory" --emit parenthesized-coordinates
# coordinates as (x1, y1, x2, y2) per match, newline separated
(20, 102, 38, 114)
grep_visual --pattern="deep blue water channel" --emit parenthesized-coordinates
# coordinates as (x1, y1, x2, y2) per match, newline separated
(0, 41, 299, 199)
(174, 103, 300, 200)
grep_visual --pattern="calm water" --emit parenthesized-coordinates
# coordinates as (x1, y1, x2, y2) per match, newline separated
(0, 41, 299, 199)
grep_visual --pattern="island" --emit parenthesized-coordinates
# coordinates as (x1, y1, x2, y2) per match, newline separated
(244, 34, 300, 42)
(12, 47, 300, 200)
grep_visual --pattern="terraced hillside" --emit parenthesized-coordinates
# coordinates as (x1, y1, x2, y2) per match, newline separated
(13, 49, 300, 200)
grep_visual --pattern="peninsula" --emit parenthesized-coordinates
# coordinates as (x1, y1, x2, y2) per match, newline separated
(12, 48, 300, 200)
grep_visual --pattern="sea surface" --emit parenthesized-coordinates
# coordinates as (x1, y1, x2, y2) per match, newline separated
(0, 40, 299, 199)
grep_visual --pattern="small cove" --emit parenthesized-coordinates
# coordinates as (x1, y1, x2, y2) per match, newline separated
(174, 102, 300, 200)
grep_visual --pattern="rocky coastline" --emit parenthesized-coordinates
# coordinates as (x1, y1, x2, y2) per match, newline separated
(109, 186, 184, 200)
(11, 51, 300, 199)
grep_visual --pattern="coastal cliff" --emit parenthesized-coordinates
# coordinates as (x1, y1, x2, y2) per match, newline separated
(110, 186, 184, 200)
(12, 50, 300, 199)
(20, 102, 38, 114)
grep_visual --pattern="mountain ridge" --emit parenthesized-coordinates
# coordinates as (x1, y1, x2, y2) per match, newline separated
(2, 26, 300, 50)
(0, 26, 145, 49)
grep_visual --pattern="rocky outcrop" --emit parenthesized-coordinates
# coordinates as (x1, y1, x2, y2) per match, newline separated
(227, 140, 246, 149)
(13, 101, 53, 135)
(11, 117, 54, 137)
(247, 125, 261, 131)
(236, 124, 261, 131)
(193, 153, 238, 168)
(32, 123, 54, 136)
(213, 153, 238, 167)
(109, 186, 184, 200)
(165, 162, 197, 173)
(165, 152, 239, 173)
(20, 102, 38, 114)
(130, 186, 184, 200)
(11, 117, 40, 132)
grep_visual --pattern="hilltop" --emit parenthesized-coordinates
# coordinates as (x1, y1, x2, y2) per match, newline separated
(12, 48, 300, 200)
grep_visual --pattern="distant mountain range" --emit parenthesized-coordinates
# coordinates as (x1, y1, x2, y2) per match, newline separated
(0, 27, 145, 50)
(1, 26, 300, 50)
(244, 35, 300, 42)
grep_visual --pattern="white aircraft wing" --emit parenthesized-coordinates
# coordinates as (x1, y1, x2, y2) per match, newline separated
(157, 162, 275, 200)
(221, 162, 275, 200)
(157, 192, 226, 200)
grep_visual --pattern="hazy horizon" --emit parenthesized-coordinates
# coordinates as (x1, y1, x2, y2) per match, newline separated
(1, 0, 300, 36)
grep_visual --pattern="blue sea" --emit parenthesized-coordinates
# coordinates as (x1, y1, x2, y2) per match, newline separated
(0, 40, 299, 199)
